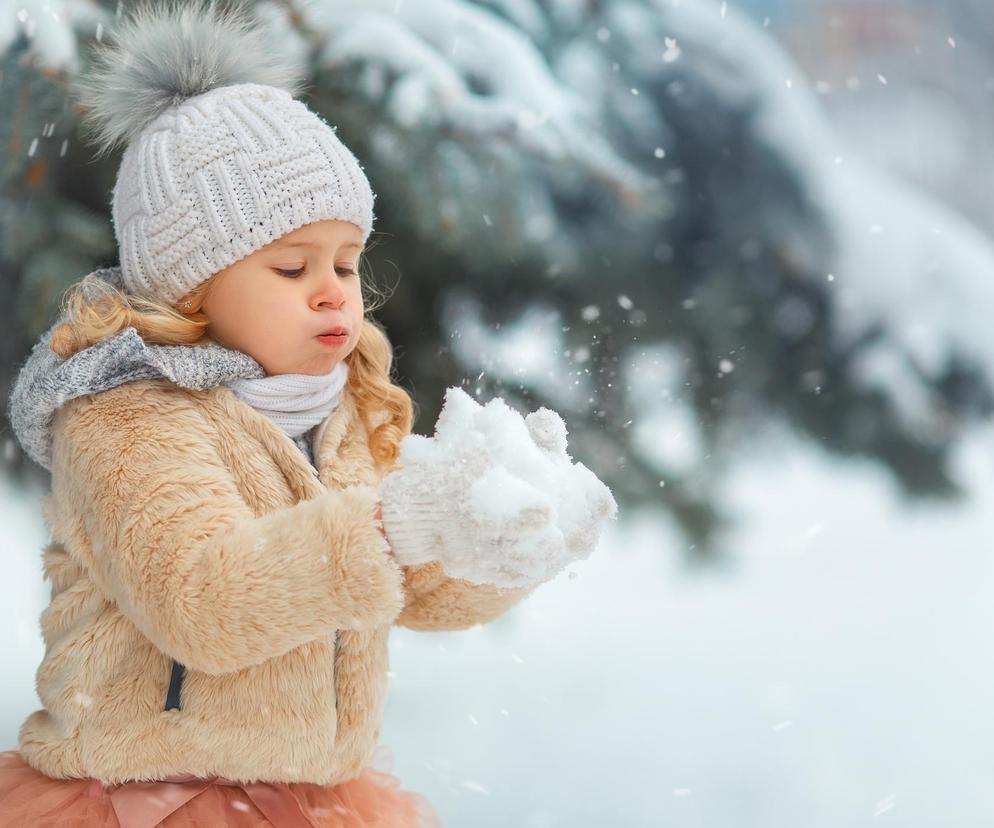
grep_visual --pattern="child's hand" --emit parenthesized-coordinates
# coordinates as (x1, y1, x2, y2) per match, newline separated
(377, 388, 564, 586)
(377, 386, 618, 588)
(521, 406, 618, 562)
(437, 387, 618, 583)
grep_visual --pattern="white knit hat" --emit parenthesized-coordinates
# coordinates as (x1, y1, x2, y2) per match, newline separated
(71, 0, 376, 307)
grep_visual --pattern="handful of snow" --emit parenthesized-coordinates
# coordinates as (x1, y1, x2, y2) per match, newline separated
(378, 386, 618, 588)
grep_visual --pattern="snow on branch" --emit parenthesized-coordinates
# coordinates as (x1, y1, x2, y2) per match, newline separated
(296, 0, 646, 198)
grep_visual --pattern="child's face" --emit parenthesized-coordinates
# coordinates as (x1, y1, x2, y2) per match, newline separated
(202, 219, 366, 376)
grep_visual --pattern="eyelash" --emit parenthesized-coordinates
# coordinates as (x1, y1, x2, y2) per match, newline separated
(275, 266, 358, 279)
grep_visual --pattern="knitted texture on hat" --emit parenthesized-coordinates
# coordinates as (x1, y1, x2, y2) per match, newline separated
(71, 0, 376, 307)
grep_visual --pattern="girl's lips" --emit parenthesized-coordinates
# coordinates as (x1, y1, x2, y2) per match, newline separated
(316, 332, 348, 347)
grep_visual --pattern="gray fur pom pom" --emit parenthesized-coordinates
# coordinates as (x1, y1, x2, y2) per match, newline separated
(71, 0, 309, 159)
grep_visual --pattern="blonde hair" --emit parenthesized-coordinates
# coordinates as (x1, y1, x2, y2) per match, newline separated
(49, 253, 415, 470)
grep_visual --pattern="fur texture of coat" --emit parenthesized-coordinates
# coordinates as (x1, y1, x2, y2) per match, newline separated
(18, 376, 534, 786)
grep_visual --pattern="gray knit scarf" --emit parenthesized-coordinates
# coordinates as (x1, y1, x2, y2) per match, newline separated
(6, 265, 339, 472)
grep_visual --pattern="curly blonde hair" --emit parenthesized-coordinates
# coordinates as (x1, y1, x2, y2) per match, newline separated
(48, 259, 415, 470)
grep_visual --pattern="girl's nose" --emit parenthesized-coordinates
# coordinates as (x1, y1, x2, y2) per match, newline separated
(312, 268, 346, 309)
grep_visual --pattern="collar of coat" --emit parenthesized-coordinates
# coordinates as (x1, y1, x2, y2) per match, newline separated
(171, 375, 388, 500)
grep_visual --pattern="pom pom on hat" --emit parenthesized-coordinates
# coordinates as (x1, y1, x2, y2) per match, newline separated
(70, 0, 309, 159)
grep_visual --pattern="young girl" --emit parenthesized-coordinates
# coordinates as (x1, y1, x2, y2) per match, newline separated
(0, 2, 616, 826)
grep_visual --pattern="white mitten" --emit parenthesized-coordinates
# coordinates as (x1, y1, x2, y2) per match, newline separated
(378, 386, 566, 587)
(470, 392, 619, 576)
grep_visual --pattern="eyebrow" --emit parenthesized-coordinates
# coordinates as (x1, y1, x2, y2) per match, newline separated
(277, 240, 363, 251)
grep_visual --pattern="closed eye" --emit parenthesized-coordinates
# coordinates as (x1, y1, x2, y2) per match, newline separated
(274, 267, 357, 278)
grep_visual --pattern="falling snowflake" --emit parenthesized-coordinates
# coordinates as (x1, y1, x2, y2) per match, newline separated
(462, 779, 491, 795)
(873, 794, 896, 816)
(662, 37, 681, 63)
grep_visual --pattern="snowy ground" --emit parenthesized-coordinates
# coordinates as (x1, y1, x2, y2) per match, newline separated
(3, 420, 994, 827)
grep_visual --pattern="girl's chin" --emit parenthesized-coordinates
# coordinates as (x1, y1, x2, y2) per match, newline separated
(262, 355, 346, 377)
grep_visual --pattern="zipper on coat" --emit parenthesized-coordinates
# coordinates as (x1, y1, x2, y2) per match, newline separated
(164, 659, 185, 710)
(164, 635, 337, 712)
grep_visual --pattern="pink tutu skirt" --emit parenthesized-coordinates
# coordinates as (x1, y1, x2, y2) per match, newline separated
(0, 748, 443, 828)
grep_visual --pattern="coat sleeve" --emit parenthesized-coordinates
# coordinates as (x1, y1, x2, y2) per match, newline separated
(49, 384, 405, 676)
(393, 559, 536, 631)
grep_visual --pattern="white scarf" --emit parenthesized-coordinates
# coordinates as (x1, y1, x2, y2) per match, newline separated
(224, 361, 349, 438)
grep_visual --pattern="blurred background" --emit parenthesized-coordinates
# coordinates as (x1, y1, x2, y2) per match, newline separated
(3, 0, 994, 824)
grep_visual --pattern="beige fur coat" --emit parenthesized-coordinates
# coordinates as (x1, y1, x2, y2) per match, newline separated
(18, 377, 534, 786)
